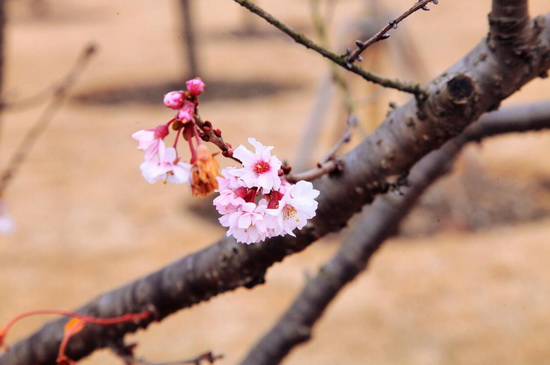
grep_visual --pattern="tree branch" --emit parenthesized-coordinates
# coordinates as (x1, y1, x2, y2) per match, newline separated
(345, 0, 437, 64)
(2, 8, 550, 365)
(239, 101, 550, 364)
(232, 0, 425, 95)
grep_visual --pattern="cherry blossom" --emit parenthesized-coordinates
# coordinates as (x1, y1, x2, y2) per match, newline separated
(219, 201, 268, 244)
(213, 189, 245, 215)
(132, 124, 169, 161)
(215, 141, 320, 244)
(140, 147, 191, 185)
(177, 100, 195, 122)
(266, 180, 319, 236)
(233, 138, 282, 193)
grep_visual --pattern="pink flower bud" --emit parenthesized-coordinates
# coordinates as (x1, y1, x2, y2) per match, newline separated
(163, 91, 185, 109)
(186, 78, 206, 95)
(177, 100, 195, 122)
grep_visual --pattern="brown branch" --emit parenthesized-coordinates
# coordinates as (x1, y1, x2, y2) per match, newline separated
(489, 0, 530, 53)
(232, 0, 425, 95)
(288, 114, 356, 182)
(1, 10, 550, 364)
(286, 159, 338, 183)
(239, 101, 550, 364)
(345, 0, 437, 64)
(194, 114, 241, 163)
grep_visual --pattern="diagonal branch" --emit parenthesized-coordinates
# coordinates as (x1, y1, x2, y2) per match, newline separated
(1, 9, 550, 365)
(239, 101, 550, 365)
(232, 0, 425, 95)
(345, 0, 437, 64)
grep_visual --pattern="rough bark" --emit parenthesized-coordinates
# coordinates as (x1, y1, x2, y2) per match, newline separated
(1, 6, 550, 365)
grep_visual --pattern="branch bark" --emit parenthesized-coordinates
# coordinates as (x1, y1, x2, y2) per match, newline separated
(1, 7, 550, 365)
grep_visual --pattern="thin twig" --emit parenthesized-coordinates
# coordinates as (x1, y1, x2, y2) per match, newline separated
(286, 159, 337, 183)
(0, 43, 96, 196)
(0, 83, 67, 112)
(320, 114, 358, 163)
(232, 0, 425, 96)
(346, 0, 438, 64)
(287, 115, 356, 182)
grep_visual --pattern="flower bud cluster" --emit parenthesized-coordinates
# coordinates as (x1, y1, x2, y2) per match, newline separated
(214, 138, 319, 244)
(132, 78, 219, 196)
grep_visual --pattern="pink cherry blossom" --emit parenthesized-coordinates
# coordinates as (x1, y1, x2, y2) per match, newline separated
(140, 147, 191, 184)
(217, 166, 246, 191)
(213, 189, 245, 215)
(177, 100, 195, 122)
(132, 124, 169, 161)
(186, 78, 206, 95)
(213, 138, 320, 244)
(163, 91, 185, 110)
(266, 180, 319, 236)
(233, 138, 282, 193)
(219, 201, 268, 244)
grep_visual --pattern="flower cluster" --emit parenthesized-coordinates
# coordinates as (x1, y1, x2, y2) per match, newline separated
(132, 78, 219, 196)
(134, 79, 321, 244)
(214, 138, 319, 244)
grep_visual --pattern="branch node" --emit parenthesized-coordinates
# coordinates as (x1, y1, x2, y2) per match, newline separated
(447, 74, 475, 104)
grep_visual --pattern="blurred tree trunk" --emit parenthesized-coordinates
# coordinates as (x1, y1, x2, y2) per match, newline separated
(178, 0, 200, 79)
(30, 0, 49, 18)
(0, 0, 5, 152)
(239, 0, 260, 34)
(0, 0, 5, 98)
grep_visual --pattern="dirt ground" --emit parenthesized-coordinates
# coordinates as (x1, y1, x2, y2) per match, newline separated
(1, 1, 550, 364)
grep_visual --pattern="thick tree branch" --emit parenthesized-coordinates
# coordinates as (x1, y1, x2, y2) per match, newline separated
(2, 9, 550, 365)
(239, 102, 550, 364)
(489, 0, 530, 54)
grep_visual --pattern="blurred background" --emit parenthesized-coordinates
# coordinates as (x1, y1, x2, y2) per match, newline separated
(1, 0, 550, 364)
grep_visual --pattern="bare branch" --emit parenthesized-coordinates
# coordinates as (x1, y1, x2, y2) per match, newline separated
(239, 101, 550, 365)
(232, 0, 425, 95)
(346, 0, 437, 64)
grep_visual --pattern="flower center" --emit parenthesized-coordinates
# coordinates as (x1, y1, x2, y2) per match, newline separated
(253, 161, 271, 174)
(283, 205, 299, 223)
